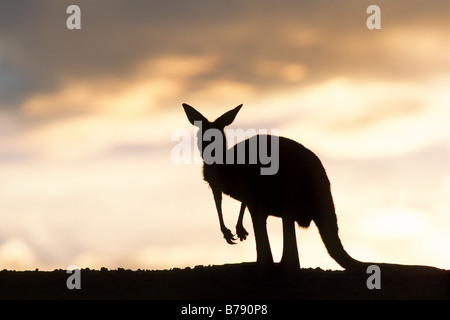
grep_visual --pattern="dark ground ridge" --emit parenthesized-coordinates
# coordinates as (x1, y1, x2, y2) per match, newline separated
(0, 262, 448, 300)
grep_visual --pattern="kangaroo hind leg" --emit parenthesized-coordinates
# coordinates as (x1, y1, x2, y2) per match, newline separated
(249, 210, 273, 267)
(280, 217, 300, 270)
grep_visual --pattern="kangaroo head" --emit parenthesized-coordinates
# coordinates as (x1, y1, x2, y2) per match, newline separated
(182, 103, 242, 161)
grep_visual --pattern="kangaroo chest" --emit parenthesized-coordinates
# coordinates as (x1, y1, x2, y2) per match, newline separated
(203, 163, 268, 204)
(203, 164, 242, 198)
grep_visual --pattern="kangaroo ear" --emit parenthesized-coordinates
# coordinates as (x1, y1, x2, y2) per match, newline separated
(182, 103, 208, 127)
(214, 104, 243, 128)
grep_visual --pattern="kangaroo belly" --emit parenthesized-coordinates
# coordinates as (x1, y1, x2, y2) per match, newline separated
(206, 135, 331, 222)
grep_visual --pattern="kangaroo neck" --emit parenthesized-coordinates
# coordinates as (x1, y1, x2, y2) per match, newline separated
(202, 161, 223, 188)
(200, 143, 228, 166)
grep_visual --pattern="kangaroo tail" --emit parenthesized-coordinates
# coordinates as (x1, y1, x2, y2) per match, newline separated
(314, 212, 365, 270)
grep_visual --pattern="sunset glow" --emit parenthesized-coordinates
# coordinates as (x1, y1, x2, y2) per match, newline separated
(0, 0, 449, 271)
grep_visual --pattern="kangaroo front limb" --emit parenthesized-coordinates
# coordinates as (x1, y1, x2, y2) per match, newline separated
(212, 188, 237, 244)
(236, 202, 249, 241)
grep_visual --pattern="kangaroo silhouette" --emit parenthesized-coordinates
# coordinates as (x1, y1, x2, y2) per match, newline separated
(183, 103, 364, 270)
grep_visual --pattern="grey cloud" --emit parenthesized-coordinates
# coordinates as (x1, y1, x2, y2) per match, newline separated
(0, 0, 448, 108)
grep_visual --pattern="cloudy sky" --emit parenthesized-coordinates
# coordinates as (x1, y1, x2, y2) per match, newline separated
(0, 0, 449, 271)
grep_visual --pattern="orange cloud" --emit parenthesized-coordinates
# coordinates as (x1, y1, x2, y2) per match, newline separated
(21, 55, 219, 117)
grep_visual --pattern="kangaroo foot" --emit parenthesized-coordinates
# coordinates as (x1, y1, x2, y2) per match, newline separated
(236, 224, 248, 241)
(221, 227, 237, 245)
(280, 255, 300, 271)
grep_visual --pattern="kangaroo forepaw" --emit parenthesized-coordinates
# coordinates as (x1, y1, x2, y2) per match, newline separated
(236, 224, 248, 241)
(222, 228, 237, 245)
